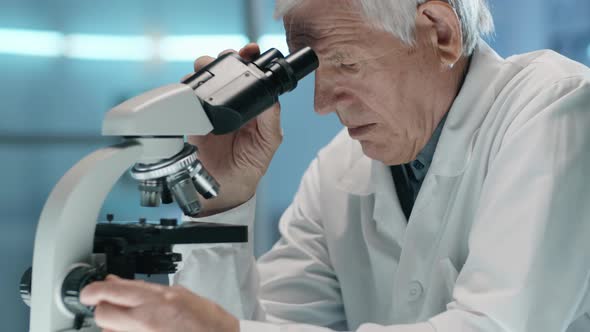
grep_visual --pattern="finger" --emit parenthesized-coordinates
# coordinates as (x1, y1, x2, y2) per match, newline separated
(107, 275, 170, 296)
(257, 102, 283, 141)
(94, 302, 145, 332)
(193, 55, 215, 72)
(239, 43, 261, 60)
(80, 277, 164, 307)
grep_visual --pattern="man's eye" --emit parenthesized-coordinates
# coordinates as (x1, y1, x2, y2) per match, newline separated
(341, 62, 360, 71)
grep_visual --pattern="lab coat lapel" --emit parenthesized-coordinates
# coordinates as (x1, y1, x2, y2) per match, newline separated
(371, 160, 408, 247)
(334, 148, 408, 249)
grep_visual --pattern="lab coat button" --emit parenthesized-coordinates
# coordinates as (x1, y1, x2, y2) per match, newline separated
(413, 160, 425, 170)
(408, 281, 423, 302)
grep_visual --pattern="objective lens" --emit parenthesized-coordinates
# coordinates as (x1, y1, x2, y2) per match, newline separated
(167, 172, 202, 217)
(191, 161, 220, 199)
(130, 143, 221, 216)
(139, 180, 163, 207)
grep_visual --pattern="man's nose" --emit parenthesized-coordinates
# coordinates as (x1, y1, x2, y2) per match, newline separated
(313, 68, 335, 115)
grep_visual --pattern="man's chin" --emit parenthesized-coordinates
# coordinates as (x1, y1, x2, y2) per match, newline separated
(359, 141, 407, 165)
(359, 141, 385, 162)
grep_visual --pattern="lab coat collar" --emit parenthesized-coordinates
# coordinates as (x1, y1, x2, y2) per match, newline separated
(429, 40, 506, 177)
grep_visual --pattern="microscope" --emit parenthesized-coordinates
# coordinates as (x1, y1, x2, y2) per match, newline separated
(19, 47, 318, 332)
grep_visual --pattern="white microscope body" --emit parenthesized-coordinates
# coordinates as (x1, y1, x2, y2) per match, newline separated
(30, 83, 213, 332)
(23, 47, 318, 331)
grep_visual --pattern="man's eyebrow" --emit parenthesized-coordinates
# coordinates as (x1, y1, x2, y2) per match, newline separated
(324, 51, 358, 64)
(285, 23, 335, 42)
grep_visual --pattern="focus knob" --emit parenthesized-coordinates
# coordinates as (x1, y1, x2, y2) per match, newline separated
(20, 267, 32, 307)
(62, 265, 105, 317)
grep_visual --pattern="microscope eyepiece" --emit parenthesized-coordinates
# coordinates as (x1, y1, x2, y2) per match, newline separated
(251, 47, 318, 83)
(261, 46, 319, 95)
(285, 47, 319, 82)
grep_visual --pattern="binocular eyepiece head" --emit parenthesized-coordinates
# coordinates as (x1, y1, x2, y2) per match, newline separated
(183, 46, 319, 135)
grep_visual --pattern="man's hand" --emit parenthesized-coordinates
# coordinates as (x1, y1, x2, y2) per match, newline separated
(188, 43, 283, 216)
(80, 275, 239, 332)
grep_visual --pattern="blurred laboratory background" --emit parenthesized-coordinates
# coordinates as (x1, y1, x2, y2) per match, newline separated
(0, 0, 588, 329)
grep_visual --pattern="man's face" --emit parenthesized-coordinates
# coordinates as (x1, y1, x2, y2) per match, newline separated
(284, 0, 450, 165)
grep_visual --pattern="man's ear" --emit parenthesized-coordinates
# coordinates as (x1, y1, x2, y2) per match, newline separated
(416, 1, 463, 67)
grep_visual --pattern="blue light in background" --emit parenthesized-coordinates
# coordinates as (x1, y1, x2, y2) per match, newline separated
(0, 28, 251, 62)
(257, 34, 289, 54)
(0, 28, 63, 57)
(159, 35, 249, 61)
(66, 34, 154, 61)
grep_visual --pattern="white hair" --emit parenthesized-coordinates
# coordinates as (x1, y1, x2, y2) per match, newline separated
(275, 0, 494, 55)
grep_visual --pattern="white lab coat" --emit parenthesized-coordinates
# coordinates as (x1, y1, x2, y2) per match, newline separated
(171, 41, 590, 332)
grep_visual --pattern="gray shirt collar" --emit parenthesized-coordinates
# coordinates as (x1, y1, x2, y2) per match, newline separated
(408, 113, 448, 181)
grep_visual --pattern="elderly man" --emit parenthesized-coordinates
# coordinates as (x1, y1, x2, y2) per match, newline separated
(81, 0, 590, 331)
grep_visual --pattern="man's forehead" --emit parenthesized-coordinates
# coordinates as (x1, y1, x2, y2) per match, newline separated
(283, 2, 364, 38)
(282, 0, 357, 15)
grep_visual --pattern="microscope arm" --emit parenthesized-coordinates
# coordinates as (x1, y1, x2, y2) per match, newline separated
(30, 140, 144, 332)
